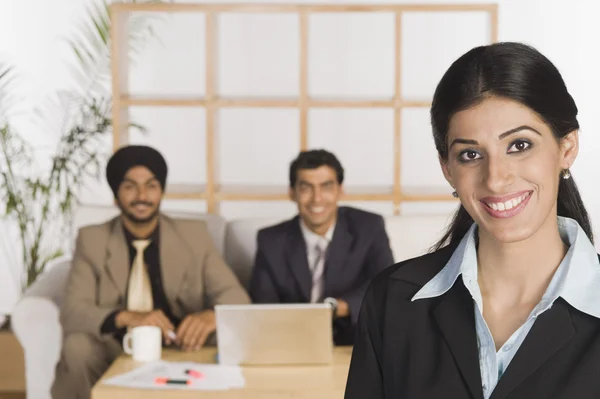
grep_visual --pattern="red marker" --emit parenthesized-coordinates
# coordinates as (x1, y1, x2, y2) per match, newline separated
(154, 377, 191, 385)
(185, 369, 205, 379)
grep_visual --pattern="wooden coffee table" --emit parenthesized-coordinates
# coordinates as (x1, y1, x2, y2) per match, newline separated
(92, 346, 352, 399)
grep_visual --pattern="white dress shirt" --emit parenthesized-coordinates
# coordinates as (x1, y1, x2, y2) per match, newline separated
(300, 218, 336, 302)
(412, 216, 600, 399)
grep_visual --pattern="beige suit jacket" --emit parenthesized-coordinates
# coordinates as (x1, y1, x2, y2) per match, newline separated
(60, 214, 250, 338)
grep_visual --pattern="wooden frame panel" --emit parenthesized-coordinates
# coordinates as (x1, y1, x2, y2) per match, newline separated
(110, 3, 498, 215)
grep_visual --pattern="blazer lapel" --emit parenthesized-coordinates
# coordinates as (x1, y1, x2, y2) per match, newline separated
(490, 300, 575, 399)
(104, 218, 130, 297)
(285, 218, 312, 301)
(159, 215, 192, 316)
(432, 280, 484, 399)
(324, 213, 353, 291)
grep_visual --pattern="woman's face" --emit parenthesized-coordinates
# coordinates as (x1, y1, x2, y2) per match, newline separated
(441, 96, 578, 243)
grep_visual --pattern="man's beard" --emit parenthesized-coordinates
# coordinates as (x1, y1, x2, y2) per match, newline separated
(117, 200, 160, 224)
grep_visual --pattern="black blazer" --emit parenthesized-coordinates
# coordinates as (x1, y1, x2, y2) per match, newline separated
(345, 245, 600, 399)
(250, 206, 394, 345)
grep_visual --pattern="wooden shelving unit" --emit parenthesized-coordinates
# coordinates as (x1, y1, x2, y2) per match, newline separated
(0, 327, 25, 399)
(110, 2, 498, 215)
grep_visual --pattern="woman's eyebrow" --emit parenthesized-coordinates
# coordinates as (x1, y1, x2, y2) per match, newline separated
(449, 125, 542, 150)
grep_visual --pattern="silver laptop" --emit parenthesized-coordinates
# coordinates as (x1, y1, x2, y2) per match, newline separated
(215, 303, 334, 366)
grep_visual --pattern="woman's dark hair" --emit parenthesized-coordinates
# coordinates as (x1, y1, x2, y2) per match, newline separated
(431, 42, 593, 250)
(289, 149, 344, 187)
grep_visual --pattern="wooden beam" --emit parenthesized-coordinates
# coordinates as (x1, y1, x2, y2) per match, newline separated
(393, 11, 402, 216)
(490, 3, 499, 42)
(216, 97, 299, 108)
(121, 96, 207, 107)
(110, 8, 129, 151)
(401, 100, 432, 108)
(111, 3, 498, 14)
(310, 99, 394, 108)
(117, 96, 429, 109)
(163, 184, 208, 200)
(205, 12, 218, 213)
(299, 12, 309, 150)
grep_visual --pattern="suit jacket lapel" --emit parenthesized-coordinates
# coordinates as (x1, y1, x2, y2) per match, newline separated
(159, 215, 192, 317)
(105, 218, 130, 297)
(490, 300, 575, 399)
(432, 280, 484, 399)
(285, 218, 312, 301)
(324, 212, 353, 291)
(391, 245, 481, 399)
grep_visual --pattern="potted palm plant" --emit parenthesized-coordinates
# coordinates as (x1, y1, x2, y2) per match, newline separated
(0, 0, 169, 325)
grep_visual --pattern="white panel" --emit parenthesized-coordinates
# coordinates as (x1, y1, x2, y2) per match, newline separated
(128, 13, 206, 97)
(79, 182, 113, 206)
(309, 13, 395, 98)
(401, 11, 490, 100)
(308, 109, 394, 187)
(128, 107, 206, 185)
(339, 201, 394, 216)
(218, 13, 299, 97)
(219, 201, 298, 220)
(400, 107, 448, 190)
(218, 109, 300, 185)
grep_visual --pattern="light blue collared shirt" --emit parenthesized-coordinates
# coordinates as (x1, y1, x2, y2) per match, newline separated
(412, 217, 600, 399)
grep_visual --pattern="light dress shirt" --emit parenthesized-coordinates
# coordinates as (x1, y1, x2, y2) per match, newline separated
(300, 218, 336, 302)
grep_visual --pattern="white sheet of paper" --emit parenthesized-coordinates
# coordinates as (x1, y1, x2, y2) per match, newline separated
(102, 360, 245, 391)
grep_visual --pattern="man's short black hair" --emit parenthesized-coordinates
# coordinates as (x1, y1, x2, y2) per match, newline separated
(289, 149, 344, 187)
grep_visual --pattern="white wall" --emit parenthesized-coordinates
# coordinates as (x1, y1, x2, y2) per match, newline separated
(1, 0, 600, 313)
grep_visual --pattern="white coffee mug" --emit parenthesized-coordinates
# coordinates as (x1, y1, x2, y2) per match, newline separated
(123, 326, 162, 362)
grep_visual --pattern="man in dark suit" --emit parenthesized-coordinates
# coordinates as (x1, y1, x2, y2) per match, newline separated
(249, 149, 394, 345)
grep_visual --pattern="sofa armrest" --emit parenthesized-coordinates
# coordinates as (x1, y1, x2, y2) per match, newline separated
(12, 297, 61, 399)
(11, 256, 72, 399)
(21, 256, 72, 305)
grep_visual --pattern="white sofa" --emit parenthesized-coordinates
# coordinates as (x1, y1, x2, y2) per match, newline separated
(11, 205, 454, 399)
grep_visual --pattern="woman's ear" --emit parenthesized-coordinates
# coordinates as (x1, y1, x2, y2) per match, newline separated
(560, 130, 579, 170)
(439, 155, 455, 189)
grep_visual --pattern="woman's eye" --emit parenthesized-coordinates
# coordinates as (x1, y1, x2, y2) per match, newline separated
(459, 150, 481, 161)
(508, 140, 531, 153)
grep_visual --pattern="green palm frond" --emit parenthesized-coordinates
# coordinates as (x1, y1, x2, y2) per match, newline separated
(0, 0, 169, 290)
(66, 0, 111, 95)
(36, 0, 169, 141)
(67, 0, 171, 97)
(0, 63, 21, 120)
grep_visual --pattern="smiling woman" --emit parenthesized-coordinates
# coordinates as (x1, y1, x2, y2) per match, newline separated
(345, 42, 600, 399)
(431, 42, 592, 250)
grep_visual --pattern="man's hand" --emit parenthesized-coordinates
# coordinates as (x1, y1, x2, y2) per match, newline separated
(116, 310, 175, 344)
(175, 310, 216, 351)
(336, 299, 350, 318)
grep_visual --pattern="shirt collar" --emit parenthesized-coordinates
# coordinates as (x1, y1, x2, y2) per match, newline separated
(122, 222, 160, 244)
(300, 218, 336, 249)
(412, 216, 600, 319)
